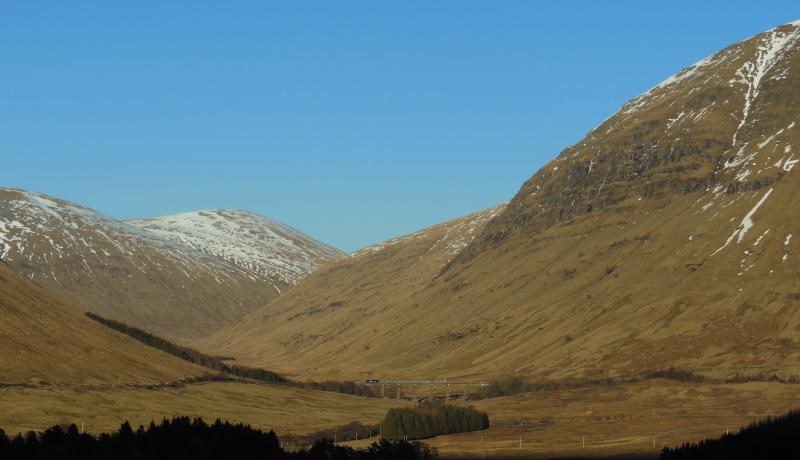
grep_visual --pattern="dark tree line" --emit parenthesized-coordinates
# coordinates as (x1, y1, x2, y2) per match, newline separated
(381, 401, 489, 440)
(642, 368, 703, 383)
(472, 370, 705, 400)
(85, 312, 256, 376)
(300, 381, 377, 398)
(660, 410, 800, 460)
(85, 313, 377, 397)
(0, 417, 434, 460)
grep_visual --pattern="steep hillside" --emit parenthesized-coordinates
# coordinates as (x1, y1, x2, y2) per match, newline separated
(0, 264, 204, 384)
(127, 210, 343, 289)
(0, 188, 339, 340)
(200, 20, 800, 382)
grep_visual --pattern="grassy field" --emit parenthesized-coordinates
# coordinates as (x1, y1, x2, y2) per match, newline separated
(0, 381, 401, 437)
(423, 380, 800, 458)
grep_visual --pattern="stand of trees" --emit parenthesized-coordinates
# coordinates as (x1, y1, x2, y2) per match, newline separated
(85, 313, 255, 375)
(381, 401, 489, 440)
(660, 410, 800, 460)
(0, 417, 434, 460)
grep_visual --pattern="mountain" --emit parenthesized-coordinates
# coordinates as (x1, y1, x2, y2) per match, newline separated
(198, 20, 800, 382)
(127, 210, 343, 290)
(0, 188, 342, 340)
(0, 263, 204, 384)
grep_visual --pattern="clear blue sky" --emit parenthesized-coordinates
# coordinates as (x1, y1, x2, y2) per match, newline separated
(2, 1, 798, 252)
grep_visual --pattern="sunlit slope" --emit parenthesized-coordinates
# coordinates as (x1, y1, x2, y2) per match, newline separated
(200, 21, 800, 381)
(0, 264, 204, 385)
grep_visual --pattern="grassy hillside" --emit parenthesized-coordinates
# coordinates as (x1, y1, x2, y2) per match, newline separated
(0, 265, 205, 385)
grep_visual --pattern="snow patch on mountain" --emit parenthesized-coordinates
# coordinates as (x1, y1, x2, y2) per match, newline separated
(0, 188, 250, 282)
(711, 188, 774, 256)
(128, 210, 343, 285)
(730, 25, 800, 146)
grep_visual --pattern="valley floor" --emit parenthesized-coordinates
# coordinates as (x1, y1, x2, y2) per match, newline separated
(1, 379, 798, 458)
(0, 381, 398, 437)
(425, 380, 800, 458)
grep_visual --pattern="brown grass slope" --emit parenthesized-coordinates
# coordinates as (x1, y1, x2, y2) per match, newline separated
(0, 264, 204, 385)
(200, 21, 800, 382)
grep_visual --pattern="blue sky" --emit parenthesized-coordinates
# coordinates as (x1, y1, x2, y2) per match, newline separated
(2, 1, 798, 252)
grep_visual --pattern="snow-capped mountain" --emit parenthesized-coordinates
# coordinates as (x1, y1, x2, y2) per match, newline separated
(127, 210, 343, 288)
(0, 188, 342, 340)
